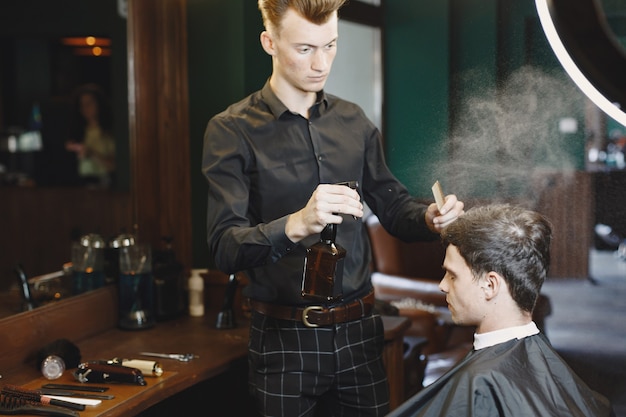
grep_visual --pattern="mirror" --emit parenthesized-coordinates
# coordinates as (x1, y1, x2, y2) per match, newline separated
(0, 0, 131, 317)
(0, 0, 193, 319)
(0, 1, 129, 187)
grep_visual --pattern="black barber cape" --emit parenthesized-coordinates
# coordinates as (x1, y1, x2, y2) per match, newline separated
(389, 333, 614, 417)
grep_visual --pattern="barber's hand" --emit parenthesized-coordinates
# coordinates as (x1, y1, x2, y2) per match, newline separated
(286, 184, 363, 243)
(426, 194, 464, 233)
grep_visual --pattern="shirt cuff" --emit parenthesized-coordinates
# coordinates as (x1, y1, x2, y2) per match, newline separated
(266, 215, 298, 259)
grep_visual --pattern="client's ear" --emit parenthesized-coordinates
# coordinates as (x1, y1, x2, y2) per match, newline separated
(481, 271, 502, 300)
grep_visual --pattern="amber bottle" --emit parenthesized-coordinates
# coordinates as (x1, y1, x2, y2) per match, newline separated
(301, 223, 346, 302)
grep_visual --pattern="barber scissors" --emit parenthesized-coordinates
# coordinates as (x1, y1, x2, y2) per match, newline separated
(139, 352, 198, 362)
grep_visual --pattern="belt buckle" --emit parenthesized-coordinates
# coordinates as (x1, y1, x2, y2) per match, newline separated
(302, 305, 324, 328)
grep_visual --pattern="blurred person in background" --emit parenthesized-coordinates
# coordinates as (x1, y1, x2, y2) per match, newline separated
(389, 204, 614, 417)
(65, 83, 115, 187)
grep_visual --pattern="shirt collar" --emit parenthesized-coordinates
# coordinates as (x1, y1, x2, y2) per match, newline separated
(260, 79, 328, 119)
(260, 80, 287, 119)
(473, 321, 539, 350)
(315, 90, 328, 113)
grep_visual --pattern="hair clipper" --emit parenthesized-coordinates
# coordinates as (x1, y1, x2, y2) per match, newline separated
(73, 362, 147, 386)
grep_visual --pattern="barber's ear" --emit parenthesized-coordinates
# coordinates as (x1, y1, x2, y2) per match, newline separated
(260, 31, 275, 56)
(481, 272, 501, 300)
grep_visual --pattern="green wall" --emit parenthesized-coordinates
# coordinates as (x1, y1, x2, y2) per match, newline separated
(383, 0, 450, 197)
(384, 0, 585, 201)
(187, 0, 269, 268)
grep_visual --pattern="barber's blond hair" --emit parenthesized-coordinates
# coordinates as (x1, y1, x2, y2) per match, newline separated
(258, 0, 347, 33)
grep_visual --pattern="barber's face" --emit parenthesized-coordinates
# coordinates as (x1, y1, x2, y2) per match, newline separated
(439, 245, 486, 326)
(265, 8, 338, 94)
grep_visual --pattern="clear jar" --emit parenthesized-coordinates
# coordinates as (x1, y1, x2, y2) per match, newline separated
(41, 355, 66, 380)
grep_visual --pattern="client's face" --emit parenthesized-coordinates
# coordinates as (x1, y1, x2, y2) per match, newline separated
(439, 245, 486, 326)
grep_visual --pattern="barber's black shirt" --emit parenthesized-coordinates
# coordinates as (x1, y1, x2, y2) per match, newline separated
(202, 80, 435, 305)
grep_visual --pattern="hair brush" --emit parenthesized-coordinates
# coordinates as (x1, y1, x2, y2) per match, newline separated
(36, 339, 82, 371)
(0, 393, 79, 416)
(0, 386, 84, 412)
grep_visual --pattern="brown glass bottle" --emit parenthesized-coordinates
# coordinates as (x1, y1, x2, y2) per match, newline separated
(301, 223, 346, 302)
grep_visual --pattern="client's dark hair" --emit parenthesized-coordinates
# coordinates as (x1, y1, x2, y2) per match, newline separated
(441, 204, 552, 313)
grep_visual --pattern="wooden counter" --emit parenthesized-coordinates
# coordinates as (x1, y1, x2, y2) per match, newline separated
(0, 284, 412, 415)
(0, 285, 250, 416)
(19, 317, 250, 417)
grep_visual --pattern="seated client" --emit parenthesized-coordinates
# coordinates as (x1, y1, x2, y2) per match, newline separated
(389, 203, 614, 417)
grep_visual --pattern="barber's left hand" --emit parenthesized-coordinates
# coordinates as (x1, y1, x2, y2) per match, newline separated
(426, 194, 464, 232)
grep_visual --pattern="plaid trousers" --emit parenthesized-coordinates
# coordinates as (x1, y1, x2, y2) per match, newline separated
(248, 310, 390, 417)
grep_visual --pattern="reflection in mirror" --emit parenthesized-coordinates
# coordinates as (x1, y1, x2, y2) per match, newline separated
(1, 40, 115, 186)
(0, 4, 128, 187)
(0, 0, 132, 318)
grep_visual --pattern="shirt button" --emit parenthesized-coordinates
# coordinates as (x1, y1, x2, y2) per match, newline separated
(318, 156, 323, 161)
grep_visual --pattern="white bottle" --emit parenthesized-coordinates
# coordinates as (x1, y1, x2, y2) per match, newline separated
(188, 269, 206, 317)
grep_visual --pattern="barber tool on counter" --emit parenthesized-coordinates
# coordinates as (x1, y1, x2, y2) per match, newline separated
(37, 385, 114, 401)
(0, 392, 80, 417)
(105, 358, 163, 377)
(41, 384, 109, 393)
(215, 274, 239, 329)
(139, 352, 198, 362)
(1, 385, 85, 412)
(40, 356, 66, 382)
(36, 339, 82, 381)
(73, 362, 147, 386)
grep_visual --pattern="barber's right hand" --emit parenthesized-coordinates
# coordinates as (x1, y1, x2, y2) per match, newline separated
(285, 183, 363, 243)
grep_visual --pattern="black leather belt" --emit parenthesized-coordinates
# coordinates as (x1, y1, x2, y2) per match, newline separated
(249, 290, 375, 328)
